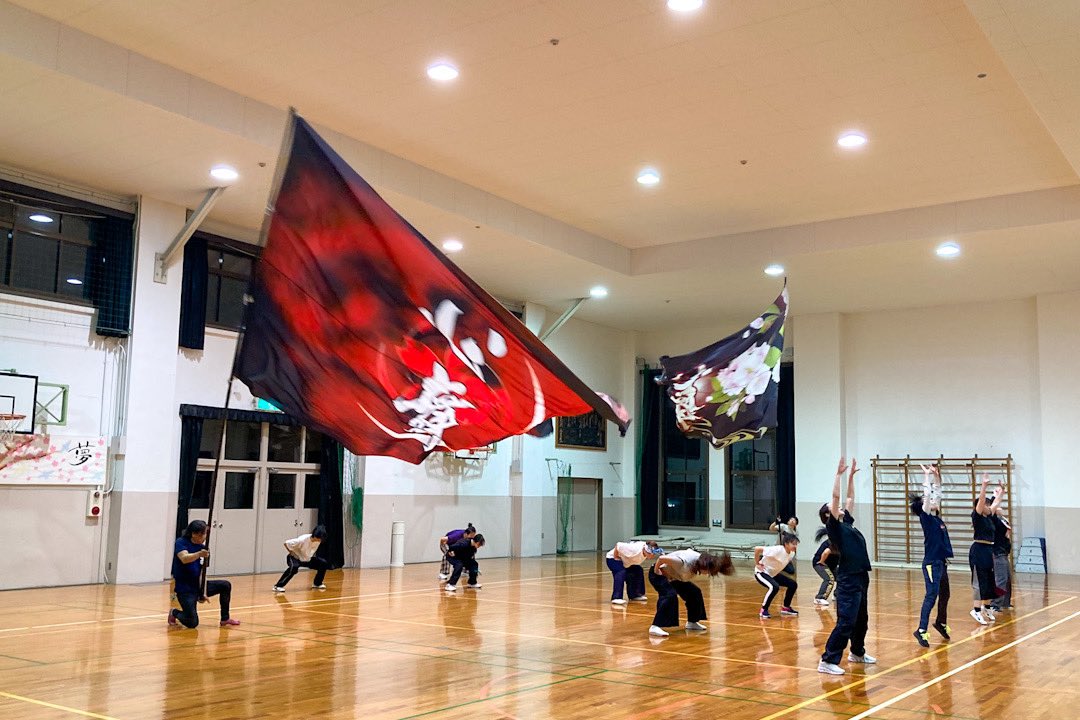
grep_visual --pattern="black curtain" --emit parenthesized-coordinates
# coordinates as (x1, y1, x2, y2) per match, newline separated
(638, 368, 662, 535)
(775, 363, 797, 520)
(176, 416, 204, 536)
(316, 438, 345, 568)
(179, 403, 303, 426)
(89, 215, 135, 337)
(178, 234, 208, 349)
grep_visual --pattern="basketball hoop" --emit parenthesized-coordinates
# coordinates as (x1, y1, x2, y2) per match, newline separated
(0, 413, 25, 446)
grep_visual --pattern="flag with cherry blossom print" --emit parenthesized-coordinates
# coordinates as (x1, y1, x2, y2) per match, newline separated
(656, 286, 788, 449)
(235, 112, 629, 464)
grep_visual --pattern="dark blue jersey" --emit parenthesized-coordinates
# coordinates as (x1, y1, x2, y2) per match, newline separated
(917, 509, 954, 563)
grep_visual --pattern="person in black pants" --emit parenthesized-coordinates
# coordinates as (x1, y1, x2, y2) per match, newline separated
(989, 489, 1013, 613)
(444, 534, 485, 591)
(811, 527, 837, 606)
(168, 520, 240, 629)
(274, 525, 330, 592)
(969, 475, 1002, 625)
(911, 463, 954, 647)
(647, 549, 734, 637)
(818, 457, 874, 675)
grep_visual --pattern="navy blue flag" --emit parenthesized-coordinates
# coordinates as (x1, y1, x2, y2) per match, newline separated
(656, 286, 788, 449)
(234, 112, 629, 464)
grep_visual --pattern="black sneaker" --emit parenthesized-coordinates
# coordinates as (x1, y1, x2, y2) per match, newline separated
(932, 621, 951, 640)
(913, 629, 930, 647)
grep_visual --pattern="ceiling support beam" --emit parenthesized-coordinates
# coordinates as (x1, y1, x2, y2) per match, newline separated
(539, 297, 588, 342)
(154, 186, 226, 283)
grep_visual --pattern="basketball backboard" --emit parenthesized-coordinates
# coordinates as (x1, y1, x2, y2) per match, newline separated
(0, 372, 38, 434)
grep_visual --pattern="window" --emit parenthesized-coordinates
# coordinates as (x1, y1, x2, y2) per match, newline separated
(205, 246, 253, 329)
(0, 204, 93, 302)
(660, 397, 709, 527)
(726, 431, 778, 530)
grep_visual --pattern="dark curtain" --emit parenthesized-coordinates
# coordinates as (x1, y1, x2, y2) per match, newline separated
(315, 438, 345, 568)
(775, 363, 797, 520)
(179, 403, 303, 426)
(176, 416, 204, 536)
(178, 234, 208, 349)
(637, 368, 662, 535)
(89, 215, 135, 337)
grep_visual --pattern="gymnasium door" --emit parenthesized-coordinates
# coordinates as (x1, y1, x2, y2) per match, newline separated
(556, 477, 601, 553)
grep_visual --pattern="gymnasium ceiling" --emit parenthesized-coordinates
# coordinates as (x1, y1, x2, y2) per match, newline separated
(1, 0, 1079, 332)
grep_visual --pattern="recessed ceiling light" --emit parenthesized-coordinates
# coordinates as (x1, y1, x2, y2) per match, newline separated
(28, 213, 54, 223)
(667, 0, 704, 11)
(837, 132, 867, 149)
(936, 241, 961, 258)
(442, 238, 464, 253)
(65, 277, 83, 285)
(210, 164, 239, 182)
(426, 62, 459, 82)
(764, 264, 785, 277)
(590, 286, 609, 298)
(637, 169, 661, 186)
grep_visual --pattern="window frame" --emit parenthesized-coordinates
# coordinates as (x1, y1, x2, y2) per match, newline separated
(204, 243, 256, 331)
(0, 205, 95, 306)
(724, 429, 779, 530)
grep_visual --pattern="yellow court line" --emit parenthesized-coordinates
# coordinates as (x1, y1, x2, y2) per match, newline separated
(0, 690, 120, 720)
(847, 609, 1080, 720)
(287, 605, 818, 673)
(755, 595, 1077, 720)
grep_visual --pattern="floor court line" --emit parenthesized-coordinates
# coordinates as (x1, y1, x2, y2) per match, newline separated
(754, 595, 1077, 720)
(846, 608, 1080, 720)
(0, 690, 120, 720)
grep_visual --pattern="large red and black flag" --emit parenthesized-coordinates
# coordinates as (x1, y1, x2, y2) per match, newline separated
(235, 112, 629, 464)
(656, 286, 788, 449)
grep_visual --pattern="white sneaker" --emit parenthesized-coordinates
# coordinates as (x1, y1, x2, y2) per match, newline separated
(465, 583, 482, 589)
(444, 584, 457, 592)
(631, 595, 647, 601)
(312, 584, 327, 590)
(273, 586, 286, 592)
(970, 608, 988, 625)
(648, 625, 669, 637)
(848, 653, 876, 664)
(685, 621, 707, 631)
(983, 607, 996, 622)
(818, 661, 845, 675)
(437, 573, 449, 581)
(611, 598, 627, 605)
(814, 598, 830, 606)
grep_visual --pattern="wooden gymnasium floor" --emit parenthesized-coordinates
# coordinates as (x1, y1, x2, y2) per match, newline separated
(0, 554, 1078, 720)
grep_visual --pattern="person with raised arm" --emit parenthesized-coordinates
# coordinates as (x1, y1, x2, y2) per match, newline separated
(989, 485, 1013, 612)
(911, 464, 954, 647)
(817, 457, 874, 675)
(968, 475, 1000, 625)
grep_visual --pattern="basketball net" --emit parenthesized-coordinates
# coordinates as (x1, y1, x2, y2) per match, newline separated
(0, 414, 52, 473)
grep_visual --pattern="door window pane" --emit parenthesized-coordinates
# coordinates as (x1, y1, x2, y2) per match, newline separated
(223, 472, 255, 509)
(190, 470, 212, 509)
(267, 473, 296, 509)
(269, 424, 301, 463)
(304, 430, 323, 464)
(304, 474, 321, 509)
(199, 419, 223, 459)
(225, 421, 261, 461)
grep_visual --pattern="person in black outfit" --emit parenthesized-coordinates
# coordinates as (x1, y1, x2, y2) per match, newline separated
(168, 520, 240, 628)
(444, 534, 485, 592)
(818, 457, 874, 676)
(911, 463, 954, 647)
(811, 527, 837, 606)
(989, 488, 1013, 612)
(969, 475, 1002, 625)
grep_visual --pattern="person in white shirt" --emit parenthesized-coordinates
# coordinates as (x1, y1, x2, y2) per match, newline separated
(606, 540, 661, 604)
(647, 548, 734, 637)
(273, 525, 329, 591)
(754, 533, 800, 619)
